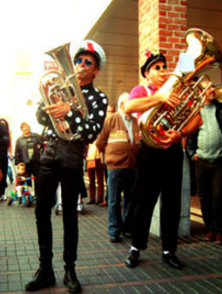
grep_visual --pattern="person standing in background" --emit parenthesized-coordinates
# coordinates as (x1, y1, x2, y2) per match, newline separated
(0, 119, 11, 200)
(14, 122, 42, 192)
(97, 93, 140, 242)
(86, 141, 104, 205)
(99, 105, 115, 207)
(186, 81, 222, 243)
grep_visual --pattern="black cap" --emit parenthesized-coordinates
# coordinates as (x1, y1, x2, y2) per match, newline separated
(141, 49, 166, 78)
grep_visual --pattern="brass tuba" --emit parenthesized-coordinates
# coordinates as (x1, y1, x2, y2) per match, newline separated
(39, 42, 89, 141)
(140, 28, 222, 149)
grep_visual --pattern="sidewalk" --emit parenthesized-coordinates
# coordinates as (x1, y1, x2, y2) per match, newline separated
(0, 190, 222, 294)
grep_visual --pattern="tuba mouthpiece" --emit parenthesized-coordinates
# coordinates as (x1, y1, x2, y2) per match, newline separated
(73, 67, 85, 76)
(78, 68, 85, 73)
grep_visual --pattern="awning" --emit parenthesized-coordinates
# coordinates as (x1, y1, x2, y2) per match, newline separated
(85, 0, 139, 106)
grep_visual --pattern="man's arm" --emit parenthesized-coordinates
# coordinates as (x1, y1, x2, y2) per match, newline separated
(36, 102, 51, 126)
(37, 90, 108, 144)
(161, 113, 202, 148)
(66, 92, 108, 144)
(96, 117, 110, 153)
(181, 113, 203, 136)
(125, 94, 163, 114)
(125, 86, 180, 115)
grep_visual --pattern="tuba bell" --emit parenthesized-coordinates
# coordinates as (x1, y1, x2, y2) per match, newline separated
(215, 85, 222, 102)
(39, 42, 89, 141)
(140, 28, 222, 149)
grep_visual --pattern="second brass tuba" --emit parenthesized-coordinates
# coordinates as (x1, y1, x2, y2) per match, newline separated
(39, 42, 89, 141)
(140, 28, 222, 149)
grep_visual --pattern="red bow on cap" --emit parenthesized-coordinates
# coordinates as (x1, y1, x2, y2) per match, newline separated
(87, 42, 95, 52)
(145, 49, 151, 59)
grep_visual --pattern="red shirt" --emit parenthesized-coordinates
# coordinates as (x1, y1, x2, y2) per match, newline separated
(128, 84, 158, 124)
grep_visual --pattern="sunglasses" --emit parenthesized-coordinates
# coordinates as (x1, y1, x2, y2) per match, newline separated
(74, 57, 93, 67)
(154, 64, 167, 70)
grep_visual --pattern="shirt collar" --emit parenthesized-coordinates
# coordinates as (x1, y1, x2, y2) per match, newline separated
(148, 83, 158, 92)
(81, 82, 94, 90)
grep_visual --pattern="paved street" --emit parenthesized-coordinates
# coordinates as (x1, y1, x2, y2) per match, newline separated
(0, 187, 222, 294)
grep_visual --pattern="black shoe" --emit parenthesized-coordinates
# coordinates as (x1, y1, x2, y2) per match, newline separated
(162, 252, 183, 269)
(110, 236, 121, 243)
(125, 249, 140, 267)
(63, 268, 82, 293)
(87, 200, 95, 205)
(25, 267, 55, 291)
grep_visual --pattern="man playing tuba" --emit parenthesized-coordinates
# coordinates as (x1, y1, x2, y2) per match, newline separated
(124, 49, 202, 270)
(25, 40, 108, 293)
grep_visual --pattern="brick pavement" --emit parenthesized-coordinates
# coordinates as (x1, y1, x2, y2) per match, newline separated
(0, 194, 222, 294)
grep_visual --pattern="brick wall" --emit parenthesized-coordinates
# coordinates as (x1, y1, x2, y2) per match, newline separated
(139, 0, 188, 83)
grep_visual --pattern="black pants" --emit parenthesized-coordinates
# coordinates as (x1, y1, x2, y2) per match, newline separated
(195, 158, 222, 232)
(35, 161, 83, 268)
(131, 141, 183, 253)
(0, 157, 8, 196)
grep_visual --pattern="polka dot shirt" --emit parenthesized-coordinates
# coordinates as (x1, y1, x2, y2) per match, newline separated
(37, 83, 108, 144)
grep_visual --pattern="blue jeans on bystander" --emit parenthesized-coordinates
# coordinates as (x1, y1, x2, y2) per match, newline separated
(107, 168, 135, 238)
